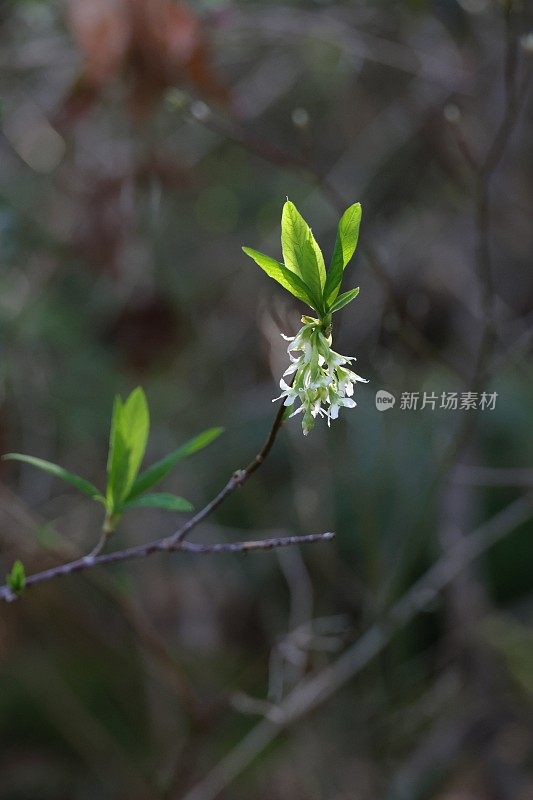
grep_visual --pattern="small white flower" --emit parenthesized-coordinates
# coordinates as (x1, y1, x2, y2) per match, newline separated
(283, 361, 300, 377)
(274, 317, 368, 434)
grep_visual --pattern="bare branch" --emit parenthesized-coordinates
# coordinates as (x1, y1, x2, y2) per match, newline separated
(452, 465, 533, 487)
(169, 397, 288, 547)
(472, 8, 529, 381)
(0, 531, 334, 603)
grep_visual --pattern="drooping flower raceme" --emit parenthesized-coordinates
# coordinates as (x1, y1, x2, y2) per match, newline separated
(274, 317, 368, 435)
(243, 199, 367, 435)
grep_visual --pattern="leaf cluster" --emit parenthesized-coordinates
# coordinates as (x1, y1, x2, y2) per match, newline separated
(3, 388, 222, 534)
(243, 200, 362, 321)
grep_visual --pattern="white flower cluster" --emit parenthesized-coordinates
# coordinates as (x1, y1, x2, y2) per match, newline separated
(274, 318, 368, 435)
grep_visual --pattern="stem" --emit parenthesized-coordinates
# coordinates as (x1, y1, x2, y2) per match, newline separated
(0, 532, 334, 602)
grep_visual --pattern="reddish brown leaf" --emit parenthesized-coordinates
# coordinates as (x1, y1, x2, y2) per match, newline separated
(60, 0, 229, 123)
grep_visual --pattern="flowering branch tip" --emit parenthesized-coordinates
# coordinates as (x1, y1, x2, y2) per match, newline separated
(275, 317, 368, 435)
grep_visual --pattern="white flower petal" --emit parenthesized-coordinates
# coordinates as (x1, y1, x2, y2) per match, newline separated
(283, 361, 299, 376)
(340, 397, 356, 408)
(289, 405, 304, 418)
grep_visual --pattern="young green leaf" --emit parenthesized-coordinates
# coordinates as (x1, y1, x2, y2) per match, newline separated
(309, 231, 326, 285)
(2, 454, 104, 501)
(324, 203, 362, 306)
(106, 395, 122, 471)
(242, 247, 317, 309)
(127, 426, 223, 501)
(281, 201, 325, 309)
(119, 387, 150, 489)
(123, 493, 193, 512)
(106, 387, 150, 512)
(106, 395, 126, 508)
(6, 560, 26, 594)
(329, 287, 360, 314)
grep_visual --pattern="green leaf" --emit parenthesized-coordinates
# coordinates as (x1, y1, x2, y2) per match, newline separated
(2, 454, 104, 501)
(123, 493, 193, 512)
(106, 395, 130, 511)
(329, 287, 360, 313)
(127, 427, 223, 501)
(242, 247, 317, 309)
(106, 387, 150, 512)
(309, 230, 326, 286)
(6, 560, 26, 594)
(120, 388, 150, 490)
(324, 203, 362, 306)
(106, 395, 123, 474)
(281, 201, 325, 309)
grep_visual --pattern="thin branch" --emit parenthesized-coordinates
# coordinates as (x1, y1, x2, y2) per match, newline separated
(87, 528, 109, 557)
(180, 532, 334, 554)
(169, 398, 287, 547)
(0, 531, 334, 602)
(452, 465, 533, 487)
(471, 6, 528, 382)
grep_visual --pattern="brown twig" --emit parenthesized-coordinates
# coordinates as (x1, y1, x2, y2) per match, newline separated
(169, 397, 287, 547)
(0, 532, 334, 603)
(464, 5, 528, 384)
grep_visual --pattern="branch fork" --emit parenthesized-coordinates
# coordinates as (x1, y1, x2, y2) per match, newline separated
(1, 400, 334, 602)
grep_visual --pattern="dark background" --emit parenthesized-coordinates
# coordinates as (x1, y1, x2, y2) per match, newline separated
(0, 1, 532, 798)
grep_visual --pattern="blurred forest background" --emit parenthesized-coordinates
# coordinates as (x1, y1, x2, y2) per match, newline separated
(0, 0, 532, 798)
